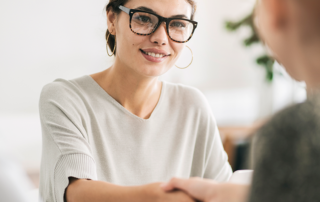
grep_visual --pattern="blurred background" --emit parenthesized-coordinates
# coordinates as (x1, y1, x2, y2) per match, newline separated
(0, 0, 306, 188)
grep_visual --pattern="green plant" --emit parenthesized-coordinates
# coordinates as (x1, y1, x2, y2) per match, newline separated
(225, 12, 275, 82)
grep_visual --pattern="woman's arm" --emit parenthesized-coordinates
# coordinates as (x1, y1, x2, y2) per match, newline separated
(66, 178, 196, 202)
(161, 177, 249, 202)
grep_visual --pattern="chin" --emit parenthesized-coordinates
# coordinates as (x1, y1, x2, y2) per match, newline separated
(139, 64, 170, 78)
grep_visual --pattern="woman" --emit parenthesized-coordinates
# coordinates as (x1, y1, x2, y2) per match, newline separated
(39, 0, 232, 201)
(162, 0, 320, 201)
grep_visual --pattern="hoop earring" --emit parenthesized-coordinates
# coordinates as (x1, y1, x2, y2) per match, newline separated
(175, 45, 193, 69)
(106, 32, 116, 57)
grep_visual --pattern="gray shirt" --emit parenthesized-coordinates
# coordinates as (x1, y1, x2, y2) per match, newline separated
(39, 75, 232, 202)
(249, 94, 320, 202)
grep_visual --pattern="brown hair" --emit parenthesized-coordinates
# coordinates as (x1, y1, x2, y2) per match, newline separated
(105, 0, 197, 55)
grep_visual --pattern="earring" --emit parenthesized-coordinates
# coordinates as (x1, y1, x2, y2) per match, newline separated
(106, 31, 116, 57)
(175, 45, 193, 69)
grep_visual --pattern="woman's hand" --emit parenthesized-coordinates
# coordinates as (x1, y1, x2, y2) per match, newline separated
(141, 182, 196, 202)
(66, 179, 195, 202)
(161, 177, 250, 202)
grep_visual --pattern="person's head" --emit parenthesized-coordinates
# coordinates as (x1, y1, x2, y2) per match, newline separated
(255, 0, 320, 86)
(105, 0, 197, 78)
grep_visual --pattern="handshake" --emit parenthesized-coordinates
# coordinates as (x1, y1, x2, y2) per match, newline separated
(153, 171, 252, 202)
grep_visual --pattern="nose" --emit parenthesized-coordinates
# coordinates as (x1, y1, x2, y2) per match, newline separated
(150, 22, 169, 45)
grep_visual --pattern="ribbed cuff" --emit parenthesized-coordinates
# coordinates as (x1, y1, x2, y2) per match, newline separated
(54, 154, 97, 202)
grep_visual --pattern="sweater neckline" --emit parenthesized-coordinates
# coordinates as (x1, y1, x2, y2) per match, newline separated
(85, 75, 166, 122)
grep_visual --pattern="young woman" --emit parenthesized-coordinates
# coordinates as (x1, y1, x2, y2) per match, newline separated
(38, 0, 232, 201)
(162, 0, 320, 201)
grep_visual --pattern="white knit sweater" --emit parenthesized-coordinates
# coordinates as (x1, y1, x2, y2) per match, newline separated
(38, 75, 232, 202)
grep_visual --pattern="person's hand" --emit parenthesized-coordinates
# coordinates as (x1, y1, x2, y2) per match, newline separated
(161, 177, 250, 202)
(141, 182, 196, 202)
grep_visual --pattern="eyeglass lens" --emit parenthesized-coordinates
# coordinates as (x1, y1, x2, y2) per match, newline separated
(131, 12, 194, 42)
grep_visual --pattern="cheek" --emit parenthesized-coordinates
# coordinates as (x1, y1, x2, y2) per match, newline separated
(117, 33, 141, 57)
(171, 43, 185, 59)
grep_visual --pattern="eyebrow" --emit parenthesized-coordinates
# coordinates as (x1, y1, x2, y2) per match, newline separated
(134, 6, 189, 19)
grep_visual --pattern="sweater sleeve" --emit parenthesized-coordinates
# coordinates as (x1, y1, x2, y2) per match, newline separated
(185, 87, 232, 182)
(39, 81, 97, 202)
(202, 115, 232, 182)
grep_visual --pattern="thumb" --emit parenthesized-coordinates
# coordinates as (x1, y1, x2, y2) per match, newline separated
(160, 177, 189, 192)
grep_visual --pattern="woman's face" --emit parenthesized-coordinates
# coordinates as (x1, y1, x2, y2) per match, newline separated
(109, 0, 193, 78)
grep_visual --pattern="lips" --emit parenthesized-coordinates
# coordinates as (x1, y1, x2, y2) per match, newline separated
(140, 48, 171, 63)
(141, 49, 166, 58)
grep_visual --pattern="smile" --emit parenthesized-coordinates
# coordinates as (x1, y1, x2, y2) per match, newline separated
(140, 49, 168, 58)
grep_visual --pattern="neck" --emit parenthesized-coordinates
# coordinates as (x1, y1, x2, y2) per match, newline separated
(92, 60, 162, 119)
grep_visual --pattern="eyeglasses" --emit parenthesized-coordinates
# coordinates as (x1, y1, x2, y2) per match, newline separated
(119, 5, 198, 43)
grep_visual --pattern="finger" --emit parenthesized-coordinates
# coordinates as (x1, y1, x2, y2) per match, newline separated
(171, 177, 218, 201)
(182, 178, 214, 201)
(161, 177, 189, 191)
(161, 177, 205, 201)
(160, 182, 174, 191)
(162, 177, 219, 202)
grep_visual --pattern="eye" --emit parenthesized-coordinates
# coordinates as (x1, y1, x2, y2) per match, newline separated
(170, 21, 187, 29)
(134, 15, 152, 23)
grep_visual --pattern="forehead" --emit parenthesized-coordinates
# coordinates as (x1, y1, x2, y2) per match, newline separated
(124, 0, 193, 18)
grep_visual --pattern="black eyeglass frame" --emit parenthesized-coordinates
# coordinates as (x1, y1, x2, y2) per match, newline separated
(119, 5, 198, 43)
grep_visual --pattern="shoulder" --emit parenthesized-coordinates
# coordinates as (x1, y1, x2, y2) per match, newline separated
(163, 81, 209, 108)
(253, 99, 320, 162)
(249, 97, 320, 202)
(162, 81, 215, 127)
(259, 99, 320, 139)
(40, 75, 89, 101)
(39, 75, 92, 112)
(40, 78, 71, 98)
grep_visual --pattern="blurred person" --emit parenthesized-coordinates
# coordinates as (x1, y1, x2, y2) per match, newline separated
(39, 0, 232, 202)
(0, 155, 35, 202)
(162, 0, 320, 201)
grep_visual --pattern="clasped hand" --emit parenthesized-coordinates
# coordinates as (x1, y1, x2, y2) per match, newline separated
(160, 177, 250, 202)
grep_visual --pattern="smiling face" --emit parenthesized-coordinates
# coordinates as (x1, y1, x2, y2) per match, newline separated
(107, 0, 193, 78)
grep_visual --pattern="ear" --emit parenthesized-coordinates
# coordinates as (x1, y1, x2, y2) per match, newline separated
(266, 0, 290, 30)
(107, 9, 117, 35)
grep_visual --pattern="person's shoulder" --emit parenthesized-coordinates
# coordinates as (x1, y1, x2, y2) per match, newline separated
(258, 98, 320, 142)
(40, 75, 90, 104)
(162, 81, 213, 118)
(163, 81, 208, 105)
(272, 99, 318, 126)
(251, 97, 320, 180)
